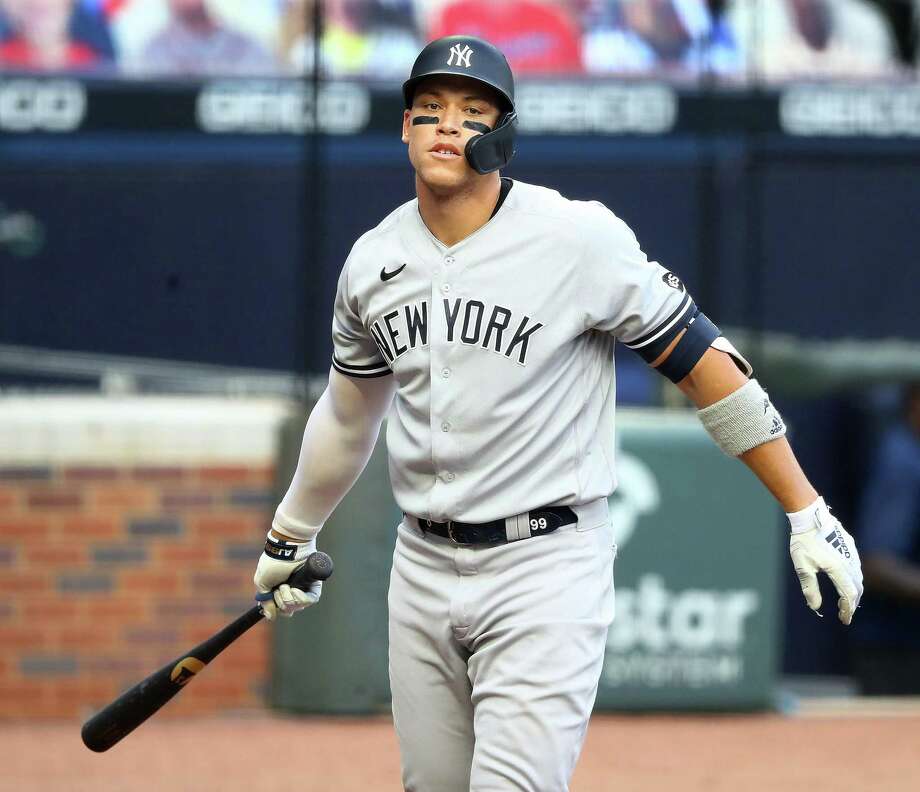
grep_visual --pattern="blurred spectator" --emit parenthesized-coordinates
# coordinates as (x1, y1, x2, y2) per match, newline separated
(0, 0, 112, 71)
(428, 0, 583, 74)
(282, 0, 419, 78)
(581, 0, 742, 77)
(851, 382, 920, 695)
(726, 0, 899, 80)
(137, 0, 276, 77)
(71, 0, 117, 59)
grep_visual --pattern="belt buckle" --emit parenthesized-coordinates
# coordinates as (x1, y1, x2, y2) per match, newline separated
(447, 520, 460, 543)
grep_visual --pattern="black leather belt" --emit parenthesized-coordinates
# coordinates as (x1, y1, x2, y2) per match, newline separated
(412, 505, 577, 545)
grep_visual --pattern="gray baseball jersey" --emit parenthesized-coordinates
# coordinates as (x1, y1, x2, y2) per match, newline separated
(331, 179, 694, 523)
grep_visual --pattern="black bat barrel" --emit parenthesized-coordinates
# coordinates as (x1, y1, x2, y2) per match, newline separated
(80, 605, 264, 752)
(81, 552, 333, 752)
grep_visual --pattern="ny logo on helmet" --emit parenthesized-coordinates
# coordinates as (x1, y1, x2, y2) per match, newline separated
(447, 43, 473, 68)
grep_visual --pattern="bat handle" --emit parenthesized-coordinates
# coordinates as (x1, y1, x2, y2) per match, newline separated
(289, 551, 334, 587)
(254, 551, 335, 603)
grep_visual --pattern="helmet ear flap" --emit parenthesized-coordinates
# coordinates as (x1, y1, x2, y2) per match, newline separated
(464, 111, 518, 175)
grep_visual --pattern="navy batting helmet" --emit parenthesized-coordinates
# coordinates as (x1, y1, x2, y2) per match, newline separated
(402, 36, 517, 175)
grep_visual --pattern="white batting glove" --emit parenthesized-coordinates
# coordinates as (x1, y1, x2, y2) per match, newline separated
(253, 531, 323, 621)
(788, 497, 863, 625)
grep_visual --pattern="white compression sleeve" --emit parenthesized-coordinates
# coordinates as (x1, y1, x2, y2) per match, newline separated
(273, 368, 396, 540)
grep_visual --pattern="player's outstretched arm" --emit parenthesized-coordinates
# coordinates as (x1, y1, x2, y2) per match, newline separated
(662, 344, 864, 625)
(253, 368, 396, 619)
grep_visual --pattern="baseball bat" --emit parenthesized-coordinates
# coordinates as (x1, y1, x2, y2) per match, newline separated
(80, 551, 334, 753)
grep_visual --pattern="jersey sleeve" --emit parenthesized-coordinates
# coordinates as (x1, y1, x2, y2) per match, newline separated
(580, 204, 698, 365)
(330, 254, 392, 379)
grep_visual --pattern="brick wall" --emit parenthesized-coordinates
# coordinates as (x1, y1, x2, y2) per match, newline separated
(0, 397, 293, 720)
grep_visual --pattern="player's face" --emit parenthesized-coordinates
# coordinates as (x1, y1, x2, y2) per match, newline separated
(402, 75, 502, 194)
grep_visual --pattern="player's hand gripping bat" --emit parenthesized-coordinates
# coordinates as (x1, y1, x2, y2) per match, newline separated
(80, 551, 334, 752)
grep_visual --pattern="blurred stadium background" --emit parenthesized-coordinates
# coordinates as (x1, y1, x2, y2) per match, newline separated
(2, 0, 920, 789)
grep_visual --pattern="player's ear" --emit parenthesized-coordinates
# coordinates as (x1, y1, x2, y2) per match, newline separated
(402, 110, 411, 144)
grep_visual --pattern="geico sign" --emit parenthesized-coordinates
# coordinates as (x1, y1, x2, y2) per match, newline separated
(197, 81, 370, 134)
(608, 574, 760, 652)
(516, 83, 676, 135)
(781, 85, 920, 137)
(0, 79, 86, 132)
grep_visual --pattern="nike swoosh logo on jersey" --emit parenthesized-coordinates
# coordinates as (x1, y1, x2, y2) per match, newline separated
(381, 264, 407, 282)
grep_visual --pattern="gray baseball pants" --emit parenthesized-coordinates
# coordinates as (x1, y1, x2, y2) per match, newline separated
(388, 498, 616, 791)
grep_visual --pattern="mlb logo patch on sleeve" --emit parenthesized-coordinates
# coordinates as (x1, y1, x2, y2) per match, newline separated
(662, 271, 685, 291)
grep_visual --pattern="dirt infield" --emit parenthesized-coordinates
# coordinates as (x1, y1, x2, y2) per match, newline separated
(3, 710, 919, 791)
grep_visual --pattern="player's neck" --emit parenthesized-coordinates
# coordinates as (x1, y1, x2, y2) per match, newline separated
(416, 173, 501, 248)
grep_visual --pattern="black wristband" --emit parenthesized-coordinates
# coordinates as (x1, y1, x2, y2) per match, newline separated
(263, 533, 311, 562)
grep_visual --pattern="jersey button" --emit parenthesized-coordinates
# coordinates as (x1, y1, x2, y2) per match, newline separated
(441, 421, 451, 432)
(441, 368, 451, 379)
(441, 283, 451, 294)
(443, 472, 456, 482)
(445, 256, 455, 265)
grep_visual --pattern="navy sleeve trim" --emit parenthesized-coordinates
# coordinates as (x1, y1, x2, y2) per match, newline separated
(655, 312, 721, 384)
(333, 356, 389, 372)
(331, 356, 392, 379)
(622, 294, 695, 363)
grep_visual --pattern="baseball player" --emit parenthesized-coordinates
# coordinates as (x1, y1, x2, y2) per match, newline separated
(253, 36, 864, 792)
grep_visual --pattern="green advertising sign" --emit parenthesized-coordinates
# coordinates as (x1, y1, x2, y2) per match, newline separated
(596, 410, 782, 710)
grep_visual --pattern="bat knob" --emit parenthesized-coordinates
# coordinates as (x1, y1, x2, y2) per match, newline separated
(289, 551, 334, 589)
(81, 718, 117, 753)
